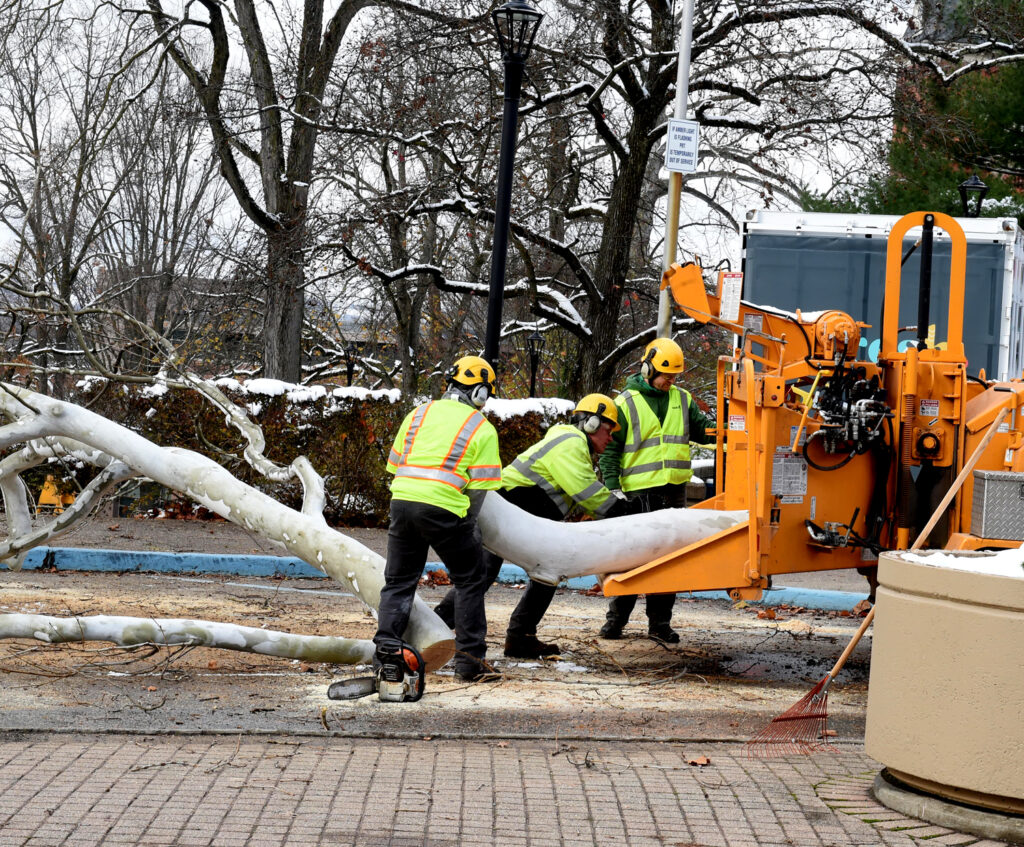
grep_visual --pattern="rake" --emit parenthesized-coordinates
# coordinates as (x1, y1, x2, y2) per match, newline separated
(744, 406, 1009, 758)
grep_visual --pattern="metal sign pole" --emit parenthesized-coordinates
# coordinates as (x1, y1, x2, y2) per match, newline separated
(656, 0, 695, 340)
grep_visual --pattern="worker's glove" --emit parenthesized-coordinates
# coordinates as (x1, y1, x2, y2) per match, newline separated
(610, 489, 627, 501)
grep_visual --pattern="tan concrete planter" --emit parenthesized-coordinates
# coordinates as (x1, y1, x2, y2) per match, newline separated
(865, 550, 1024, 814)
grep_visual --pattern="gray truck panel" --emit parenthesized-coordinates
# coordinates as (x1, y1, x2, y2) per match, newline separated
(743, 233, 1005, 377)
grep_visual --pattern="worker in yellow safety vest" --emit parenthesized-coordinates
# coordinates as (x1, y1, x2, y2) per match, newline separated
(434, 394, 630, 658)
(375, 355, 503, 684)
(597, 337, 713, 644)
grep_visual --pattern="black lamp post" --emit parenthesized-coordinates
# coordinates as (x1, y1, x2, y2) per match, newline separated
(959, 175, 988, 218)
(482, 0, 543, 368)
(527, 329, 545, 397)
(344, 341, 357, 386)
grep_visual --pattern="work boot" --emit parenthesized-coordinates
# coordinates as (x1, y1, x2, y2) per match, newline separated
(433, 598, 456, 630)
(454, 657, 500, 683)
(504, 634, 561, 659)
(648, 624, 680, 645)
(598, 621, 624, 639)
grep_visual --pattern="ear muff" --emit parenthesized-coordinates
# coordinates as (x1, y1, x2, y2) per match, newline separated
(581, 414, 602, 434)
(469, 383, 491, 408)
(640, 347, 657, 380)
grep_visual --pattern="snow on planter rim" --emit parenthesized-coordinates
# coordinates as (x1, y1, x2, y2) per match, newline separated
(901, 548, 1024, 579)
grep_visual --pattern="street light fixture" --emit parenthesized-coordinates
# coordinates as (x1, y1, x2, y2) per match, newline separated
(527, 329, 545, 397)
(958, 175, 988, 218)
(344, 340, 357, 386)
(482, 0, 544, 368)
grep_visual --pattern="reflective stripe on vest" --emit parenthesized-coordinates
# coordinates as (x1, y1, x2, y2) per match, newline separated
(509, 431, 578, 515)
(392, 403, 488, 491)
(618, 387, 692, 491)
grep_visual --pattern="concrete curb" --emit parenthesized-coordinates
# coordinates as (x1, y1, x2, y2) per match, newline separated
(871, 770, 1024, 844)
(17, 546, 869, 612)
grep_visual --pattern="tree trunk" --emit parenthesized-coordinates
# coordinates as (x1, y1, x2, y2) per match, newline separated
(571, 105, 660, 395)
(263, 226, 306, 382)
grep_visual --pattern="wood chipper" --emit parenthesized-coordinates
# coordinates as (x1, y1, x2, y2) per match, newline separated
(603, 210, 1024, 602)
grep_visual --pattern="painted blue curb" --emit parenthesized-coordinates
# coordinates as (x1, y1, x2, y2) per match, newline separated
(16, 547, 868, 612)
(19, 547, 325, 579)
(490, 564, 867, 611)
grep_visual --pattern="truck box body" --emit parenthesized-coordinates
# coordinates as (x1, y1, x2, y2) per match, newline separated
(740, 210, 1024, 379)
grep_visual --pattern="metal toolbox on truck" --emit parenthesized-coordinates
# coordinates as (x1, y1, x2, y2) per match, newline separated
(971, 470, 1024, 541)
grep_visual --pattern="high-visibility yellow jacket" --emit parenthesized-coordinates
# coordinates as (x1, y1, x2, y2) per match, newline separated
(502, 424, 618, 518)
(615, 385, 693, 492)
(387, 398, 502, 517)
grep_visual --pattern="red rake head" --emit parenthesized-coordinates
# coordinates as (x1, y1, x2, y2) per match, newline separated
(743, 675, 838, 758)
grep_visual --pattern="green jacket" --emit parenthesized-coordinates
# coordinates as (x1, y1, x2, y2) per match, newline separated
(502, 424, 618, 517)
(598, 373, 713, 491)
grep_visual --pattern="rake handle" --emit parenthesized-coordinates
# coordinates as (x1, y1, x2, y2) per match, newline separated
(826, 405, 1009, 682)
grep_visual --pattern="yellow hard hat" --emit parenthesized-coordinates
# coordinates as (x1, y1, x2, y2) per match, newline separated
(447, 355, 496, 391)
(641, 337, 685, 376)
(573, 393, 620, 433)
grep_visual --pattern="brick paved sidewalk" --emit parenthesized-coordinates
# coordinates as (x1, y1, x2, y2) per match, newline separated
(0, 734, 1004, 847)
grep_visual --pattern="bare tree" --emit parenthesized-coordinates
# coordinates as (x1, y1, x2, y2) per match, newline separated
(0, 5, 154, 382)
(87, 71, 241, 375)
(324, 0, 1024, 395)
(137, 0, 442, 383)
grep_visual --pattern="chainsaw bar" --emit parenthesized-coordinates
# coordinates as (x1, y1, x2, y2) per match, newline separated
(326, 676, 377, 700)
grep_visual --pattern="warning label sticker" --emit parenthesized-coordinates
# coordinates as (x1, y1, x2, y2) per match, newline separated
(919, 399, 940, 418)
(743, 313, 763, 334)
(772, 451, 807, 496)
(719, 273, 743, 323)
(728, 415, 745, 431)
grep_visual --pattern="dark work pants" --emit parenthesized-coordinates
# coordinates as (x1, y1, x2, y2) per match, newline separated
(435, 486, 563, 639)
(375, 499, 489, 674)
(604, 482, 687, 629)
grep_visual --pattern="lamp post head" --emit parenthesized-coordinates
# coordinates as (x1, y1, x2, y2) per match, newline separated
(958, 174, 988, 218)
(527, 329, 545, 359)
(492, 0, 543, 63)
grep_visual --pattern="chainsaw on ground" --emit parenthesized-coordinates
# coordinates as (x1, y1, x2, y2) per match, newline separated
(326, 639, 425, 703)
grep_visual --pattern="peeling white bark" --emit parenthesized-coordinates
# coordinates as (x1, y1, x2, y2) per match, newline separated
(0, 613, 376, 664)
(477, 494, 747, 584)
(0, 383, 453, 669)
(0, 382, 748, 675)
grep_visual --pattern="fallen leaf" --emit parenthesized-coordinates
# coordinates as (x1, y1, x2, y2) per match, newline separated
(146, 686, 157, 692)
(757, 608, 777, 620)
(852, 599, 872, 616)
(422, 736, 433, 741)
(420, 568, 451, 587)
(496, 741, 509, 748)
(687, 756, 711, 766)
(732, 600, 750, 610)
(107, 524, 120, 531)
(207, 660, 218, 670)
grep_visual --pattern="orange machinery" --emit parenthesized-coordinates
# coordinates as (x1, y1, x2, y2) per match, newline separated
(604, 211, 1024, 602)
